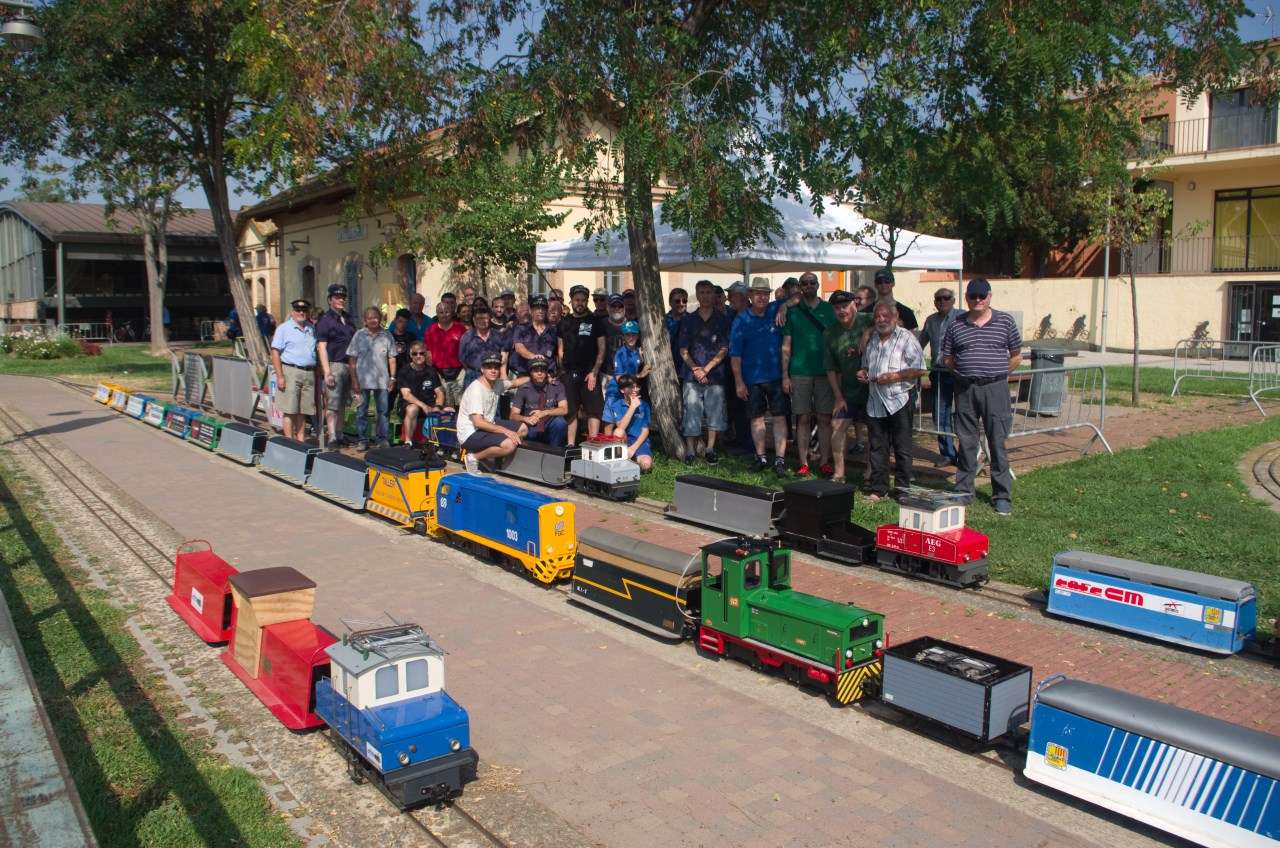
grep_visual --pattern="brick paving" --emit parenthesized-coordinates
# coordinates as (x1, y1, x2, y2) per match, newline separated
(3, 375, 1276, 848)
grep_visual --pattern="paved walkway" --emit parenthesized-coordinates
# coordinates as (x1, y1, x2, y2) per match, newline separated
(0, 581, 98, 847)
(2, 375, 1277, 848)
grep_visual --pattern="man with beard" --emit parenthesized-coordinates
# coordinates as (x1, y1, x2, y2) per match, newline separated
(509, 357, 569, 447)
(557, 284, 606, 445)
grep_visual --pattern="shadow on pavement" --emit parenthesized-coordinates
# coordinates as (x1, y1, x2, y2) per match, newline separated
(0, 473, 249, 848)
(0, 415, 116, 445)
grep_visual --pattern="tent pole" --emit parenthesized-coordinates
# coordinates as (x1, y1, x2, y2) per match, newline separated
(743, 257, 750, 285)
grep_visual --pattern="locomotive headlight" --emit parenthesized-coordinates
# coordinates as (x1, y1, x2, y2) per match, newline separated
(844, 649, 853, 659)
(450, 739, 462, 752)
(862, 618, 868, 626)
(875, 639, 884, 649)
(398, 751, 410, 765)
(555, 505, 564, 517)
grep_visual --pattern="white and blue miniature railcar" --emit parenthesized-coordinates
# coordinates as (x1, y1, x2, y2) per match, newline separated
(1048, 551, 1256, 654)
(314, 624, 478, 808)
(1026, 676, 1279, 848)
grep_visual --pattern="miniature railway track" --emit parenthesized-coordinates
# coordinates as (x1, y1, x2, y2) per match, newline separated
(405, 803, 512, 848)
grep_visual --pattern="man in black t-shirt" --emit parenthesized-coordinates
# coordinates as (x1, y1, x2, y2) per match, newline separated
(557, 284, 606, 445)
(398, 340, 446, 443)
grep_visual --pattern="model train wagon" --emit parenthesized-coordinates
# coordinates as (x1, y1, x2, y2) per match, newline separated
(572, 530, 885, 704)
(1026, 675, 1279, 848)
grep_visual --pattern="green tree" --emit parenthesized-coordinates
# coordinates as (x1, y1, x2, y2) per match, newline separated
(0, 0, 269, 365)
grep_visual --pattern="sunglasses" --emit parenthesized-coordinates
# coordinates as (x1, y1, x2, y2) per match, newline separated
(966, 293, 987, 301)
(410, 351, 426, 357)
(936, 295, 954, 300)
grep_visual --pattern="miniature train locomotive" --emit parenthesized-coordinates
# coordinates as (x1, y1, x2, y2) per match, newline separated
(572, 527, 886, 704)
(166, 549, 478, 809)
(666, 476, 988, 589)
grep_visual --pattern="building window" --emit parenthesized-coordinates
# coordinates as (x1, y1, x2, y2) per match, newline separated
(255, 249, 267, 268)
(1214, 186, 1280, 272)
(240, 251, 252, 269)
(603, 271, 623, 294)
(255, 278, 266, 307)
(301, 265, 317, 306)
(1209, 89, 1279, 151)
(528, 267, 545, 294)
(375, 665, 399, 699)
(405, 659, 428, 692)
(396, 254, 417, 302)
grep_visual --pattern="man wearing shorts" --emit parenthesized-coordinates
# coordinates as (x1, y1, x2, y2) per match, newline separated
(730, 276, 788, 476)
(825, 290, 874, 483)
(315, 284, 356, 446)
(557, 284, 606, 445)
(678, 279, 731, 464)
(270, 298, 317, 441)
(781, 271, 836, 476)
(456, 352, 527, 469)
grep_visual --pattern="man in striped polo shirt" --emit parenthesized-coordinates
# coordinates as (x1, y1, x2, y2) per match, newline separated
(941, 278, 1023, 515)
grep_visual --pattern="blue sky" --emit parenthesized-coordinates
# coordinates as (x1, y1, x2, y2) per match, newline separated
(2, 1, 1276, 211)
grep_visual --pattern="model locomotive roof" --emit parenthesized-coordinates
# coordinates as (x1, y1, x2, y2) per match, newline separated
(753, 589, 879, 631)
(1037, 677, 1280, 781)
(326, 624, 443, 676)
(365, 445, 446, 473)
(895, 487, 969, 511)
(1054, 551, 1254, 601)
(783, 479, 857, 499)
(314, 450, 369, 472)
(228, 566, 316, 598)
(579, 526, 696, 576)
(441, 472, 560, 507)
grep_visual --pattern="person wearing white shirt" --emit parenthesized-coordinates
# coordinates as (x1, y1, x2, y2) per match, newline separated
(858, 302, 926, 501)
(456, 352, 527, 470)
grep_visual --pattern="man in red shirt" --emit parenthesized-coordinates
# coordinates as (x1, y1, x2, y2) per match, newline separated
(425, 300, 467, 406)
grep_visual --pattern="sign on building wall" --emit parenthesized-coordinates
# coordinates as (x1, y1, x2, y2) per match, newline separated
(336, 223, 367, 242)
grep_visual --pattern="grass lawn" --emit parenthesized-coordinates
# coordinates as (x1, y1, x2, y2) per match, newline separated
(0, 344, 174, 392)
(0, 458, 302, 847)
(1101, 365, 1250, 401)
(641, 415, 1280, 622)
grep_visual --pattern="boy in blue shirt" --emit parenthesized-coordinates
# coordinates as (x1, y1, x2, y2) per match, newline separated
(602, 374, 652, 471)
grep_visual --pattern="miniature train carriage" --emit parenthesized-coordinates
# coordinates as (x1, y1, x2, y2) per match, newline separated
(696, 537, 886, 705)
(314, 624, 478, 809)
(108, 387, 131, 411)
(142, 399, 168, 427)
(189, 415, 224, 451)
(162, 404, 201, 439)
(94, 381, 124, 404)
(1025, 675, 1279, 848)
(166, 540, 239, 644)
(124, 393, 154, 419)
(569, 435, 640, 500)
(875, 489, 989, 588)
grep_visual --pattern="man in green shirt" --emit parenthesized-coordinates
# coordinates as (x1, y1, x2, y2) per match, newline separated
(825, 290, 874, 483)
(781, 271, 836, 476)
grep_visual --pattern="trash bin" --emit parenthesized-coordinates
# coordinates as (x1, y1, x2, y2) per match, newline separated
(1028, 348, 1066, 415)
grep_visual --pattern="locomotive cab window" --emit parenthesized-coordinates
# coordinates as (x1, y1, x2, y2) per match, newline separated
(850, 620, 878, 641)
(375, 664, 399, 699)
(769, 552, 790, 589)
(703, 555, 722, 589)
(405, 659, 428, 692)
(744, 559, 761, 589)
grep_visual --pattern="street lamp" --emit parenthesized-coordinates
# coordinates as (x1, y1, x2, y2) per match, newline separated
(1, 2, 44, 48)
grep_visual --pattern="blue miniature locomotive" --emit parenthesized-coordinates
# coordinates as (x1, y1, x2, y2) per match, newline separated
(314, 623, 478, 809)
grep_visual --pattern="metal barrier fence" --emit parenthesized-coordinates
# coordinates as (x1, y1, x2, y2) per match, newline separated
(914, 364, 1113, 464)
(0, 319, 55, 336)
(59, 322, 115, 342)
(1250, 345, 1280, 417)
(1170, 338, 1273, 402)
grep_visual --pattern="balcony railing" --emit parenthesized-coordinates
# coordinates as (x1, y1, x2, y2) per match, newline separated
(1137, 110, 1280, 158)
(1121, 234, 1280, 275)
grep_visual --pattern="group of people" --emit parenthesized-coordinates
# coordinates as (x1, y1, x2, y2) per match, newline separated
(267, 268, 1021, 513)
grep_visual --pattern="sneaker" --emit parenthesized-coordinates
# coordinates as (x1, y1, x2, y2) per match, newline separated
(819, 463, 835, 478)
(773, 457, 788, 477)
(376, 440, 390, 449)
(754, 455, 770, 472)
(357, 439, 370, 451)
(934, 456, 955, 468)
(796, 463, 811, 477)
(951, 489, 974, 505)
(463, 455, 480, 473)
(704, 450, 719, 466)
(684, 453, 696, 466)
(993, 499, 1012, 516)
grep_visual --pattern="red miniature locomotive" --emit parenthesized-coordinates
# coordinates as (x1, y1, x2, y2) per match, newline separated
(875, 489, 989, 588)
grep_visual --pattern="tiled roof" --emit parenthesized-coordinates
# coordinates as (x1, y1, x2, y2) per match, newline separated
(0, 201, 218, 243)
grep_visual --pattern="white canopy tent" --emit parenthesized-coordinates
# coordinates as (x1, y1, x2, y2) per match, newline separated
(535, 193, 963, 275)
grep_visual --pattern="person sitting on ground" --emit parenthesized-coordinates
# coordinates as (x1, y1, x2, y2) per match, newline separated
(858, 301, 926, 501)
(602, 374, 653, 472)
(398, 341, 446, 444)
(508, 358, 568, 447)
(456, 351, 527, 469)
(348, 306, 397, 450)
(606, 320, 648, 403)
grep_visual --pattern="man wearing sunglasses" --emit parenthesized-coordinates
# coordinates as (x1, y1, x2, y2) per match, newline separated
(270, 298, 317, 441)
(942, 278, 1022, 516)
(398, 341, 446, 444)
(664, 287, 688, 366)
(920, 288, 967, 466)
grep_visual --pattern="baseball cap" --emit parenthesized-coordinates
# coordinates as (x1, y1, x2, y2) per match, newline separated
(873, 268, 895, 285)
(608, 293, 624, 306)
(622, 320, 639, 334)
(481, 351, 503, 366)
(593, 287, 608, 298)
(965, 277, 992, 298)
(327, 284, 348, 298)
(728, 281, 748, 295)
(527, 357, 549, 371)
(530, 294, 548, 308)
(569, 284, 590, 297)
(828, 290, 855, 306)
(498, 290, 515, 300)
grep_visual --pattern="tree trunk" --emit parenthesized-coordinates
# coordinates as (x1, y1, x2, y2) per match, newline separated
(1129, 261, 1140, 406)
(622, 150, 684, 458)
(195, 160, 268, 367)
(142, 215, 172, 357)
